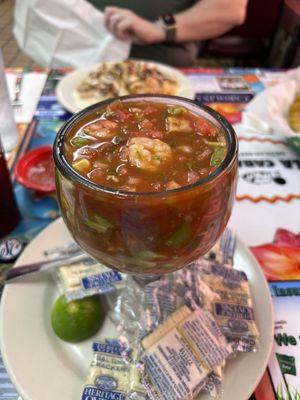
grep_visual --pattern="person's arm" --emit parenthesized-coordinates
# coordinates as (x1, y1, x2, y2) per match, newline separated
(104, 0, 248, 45)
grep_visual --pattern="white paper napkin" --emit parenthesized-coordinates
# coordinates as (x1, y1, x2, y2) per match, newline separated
(14, 0, 131, 69)
(6, 72, 47, 124)
(243, 67, 300, 137)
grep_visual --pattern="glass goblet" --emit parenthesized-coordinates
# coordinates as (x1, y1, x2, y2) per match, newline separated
(53, 95, 238, 328)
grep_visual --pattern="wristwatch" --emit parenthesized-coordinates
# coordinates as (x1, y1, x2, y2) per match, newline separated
(158, 13, 177, 43)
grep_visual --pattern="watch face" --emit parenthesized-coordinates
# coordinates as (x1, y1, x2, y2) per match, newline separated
(162, 13, 176, 26)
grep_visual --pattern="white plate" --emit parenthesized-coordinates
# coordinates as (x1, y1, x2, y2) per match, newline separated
(0, 218, 274, 400)
(56, 60, 195, 114)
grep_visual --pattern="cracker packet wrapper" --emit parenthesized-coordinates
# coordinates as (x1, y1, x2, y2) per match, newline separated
(82, 339, 148, 400)
(55, 258, 124, 301)
(204, 228, 236, 267)
(141, 278, 178, 336)
(195, 261, 259, 352)
(140, 305, 232, 400)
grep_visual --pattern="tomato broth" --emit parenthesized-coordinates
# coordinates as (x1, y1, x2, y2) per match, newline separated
(64, 101, 227, 192)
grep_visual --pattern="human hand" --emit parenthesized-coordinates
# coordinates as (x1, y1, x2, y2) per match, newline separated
(104, 6, 165, 44)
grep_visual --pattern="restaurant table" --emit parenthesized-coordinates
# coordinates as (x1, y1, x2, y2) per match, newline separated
(1, 66, 300, 400)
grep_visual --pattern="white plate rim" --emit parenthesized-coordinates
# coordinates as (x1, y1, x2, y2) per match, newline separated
(0, 217, 274, 400)
(56, 60, 195, 114)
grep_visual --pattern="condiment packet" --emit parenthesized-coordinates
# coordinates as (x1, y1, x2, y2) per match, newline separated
(204, 228, 236, 267)
(55, 259, 124, 301)
(194, 261, 259, 352)
(174, 265, 220, 311)
(81, 339, 148, 400)
(140, 305, 232, 400)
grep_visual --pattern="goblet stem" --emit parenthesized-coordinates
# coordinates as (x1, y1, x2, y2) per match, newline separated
(133, 274, 162, 286)
(105, 273, 164, 347)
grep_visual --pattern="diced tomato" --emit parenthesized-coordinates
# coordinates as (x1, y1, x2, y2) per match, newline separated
(143, 106, 159, 115)
(115, 109, 133, 123)
(84, 119, 118, 134)
(101, 120, 118, 130)
(139, 119, 154, 130)
(195, 118, 218, 138)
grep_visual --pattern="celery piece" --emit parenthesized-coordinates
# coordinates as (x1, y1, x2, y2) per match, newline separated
(210, 147, 226, 167)
(85, 215, 114, 234)
(70, 136, 90, 147)
(166, 223, 191, 246)
(204, 139, 226, 148)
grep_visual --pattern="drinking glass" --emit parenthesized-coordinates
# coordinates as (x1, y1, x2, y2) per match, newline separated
(0, 139, 21, 238)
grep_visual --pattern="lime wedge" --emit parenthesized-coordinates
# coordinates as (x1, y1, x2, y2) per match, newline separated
(51, 295, 104, 342)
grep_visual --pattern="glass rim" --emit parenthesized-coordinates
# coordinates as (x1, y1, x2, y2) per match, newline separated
(53, 94, 238, 197)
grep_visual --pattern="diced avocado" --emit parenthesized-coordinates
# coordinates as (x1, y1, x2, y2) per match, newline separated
(210, 147, 226, 167)
(72, 158, 91, 173)
(167, 106, 185, 116)
(85, 215, 114, 234)
(166, 116, 192, 133)
(166, 223, 191, 246)
(71, 136, 90, 147)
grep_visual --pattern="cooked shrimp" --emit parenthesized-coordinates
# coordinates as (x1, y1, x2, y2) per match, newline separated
(83, 120, 118, 138)
(127, 137, 172, 172)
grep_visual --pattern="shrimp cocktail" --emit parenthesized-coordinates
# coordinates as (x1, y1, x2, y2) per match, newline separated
(54, 95, 238, 276)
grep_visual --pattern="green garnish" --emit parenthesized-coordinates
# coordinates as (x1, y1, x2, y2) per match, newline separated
(106, 168, 119, 182)
(106, 167, 116, 175)
(210, 147, 226, 167)
(85, 215, 114, 234)
(167, 106, 184, 116)
(186, 162, 194, 172)
(166, 223, 191, 246)
(107, 174, 119, 182)
(169, 140, 178, 148)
